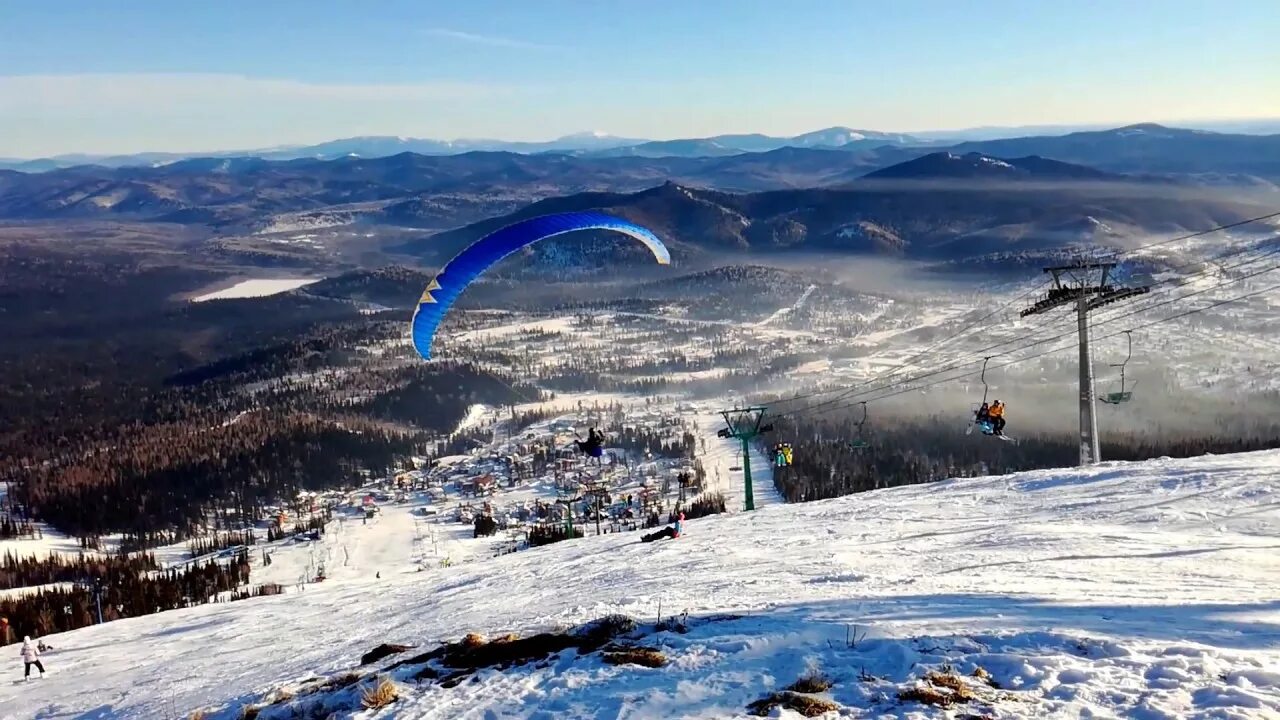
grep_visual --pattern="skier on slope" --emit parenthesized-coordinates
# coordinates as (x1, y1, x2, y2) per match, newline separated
(20, 636, 45, 681)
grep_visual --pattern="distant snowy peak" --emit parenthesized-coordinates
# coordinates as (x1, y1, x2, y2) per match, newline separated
(789, 127, 918, 148)
(862, 151, 1115, 181)
(557, 131, 617, 140)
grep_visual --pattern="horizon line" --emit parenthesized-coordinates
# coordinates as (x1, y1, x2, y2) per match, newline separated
(4, 116, 1279, 162)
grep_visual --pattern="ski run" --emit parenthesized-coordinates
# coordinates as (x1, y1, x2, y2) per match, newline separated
(2, 447, 1278, 719)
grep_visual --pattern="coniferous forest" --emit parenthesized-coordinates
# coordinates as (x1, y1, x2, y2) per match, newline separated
(0, 551, 267, 638)
(769, 412, 1280, 503)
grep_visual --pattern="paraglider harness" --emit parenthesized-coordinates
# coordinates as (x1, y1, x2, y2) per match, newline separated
(575, 429, 605, 460)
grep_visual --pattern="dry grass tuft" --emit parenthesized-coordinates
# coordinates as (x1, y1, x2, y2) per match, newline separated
(574, 614, 637, 650)
(396, 615, 642, 688)
(898, 685, 955, 707)
(787, 672, 833, 694)
(602, 646, 668, 668)
(442, 631, 579, 670)
(264, 687, 296, 705)
(238, 705, 261, 720)
(926, 671, 977, 702)
(187, 711, 207, 720)
(972, 665, 1001, 688)
(360, 677, 400, 710)
(324, 672, 363, 690)
(747, 691, 839, 717)
(899, 670, 982, 708)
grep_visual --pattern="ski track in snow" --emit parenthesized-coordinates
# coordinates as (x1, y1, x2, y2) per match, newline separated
(4, 451, 1279, 719)
(753, 283, 817, 328)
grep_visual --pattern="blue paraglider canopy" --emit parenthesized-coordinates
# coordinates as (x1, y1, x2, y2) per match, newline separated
(410, 211, 670, 359)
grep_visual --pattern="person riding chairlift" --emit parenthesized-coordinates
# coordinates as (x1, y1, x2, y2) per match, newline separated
(987, 400, 1006, 435)
(975, 402, 990, 425)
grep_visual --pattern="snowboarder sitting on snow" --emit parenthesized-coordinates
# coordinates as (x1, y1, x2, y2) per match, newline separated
(20, 636, 44, 681)
(642, 512, 683, 543)
(988, 401, 1006, 435)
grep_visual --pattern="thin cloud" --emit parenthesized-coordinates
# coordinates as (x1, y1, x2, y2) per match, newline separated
(424, 27, 561, 51)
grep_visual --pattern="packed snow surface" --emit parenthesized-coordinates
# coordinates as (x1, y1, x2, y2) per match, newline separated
(190, 278, 321, 302)
(4, 451, 1279, 719)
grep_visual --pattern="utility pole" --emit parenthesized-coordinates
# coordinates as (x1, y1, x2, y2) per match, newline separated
(1020, 260, 1149, 466)
(717, 407, 773, 511)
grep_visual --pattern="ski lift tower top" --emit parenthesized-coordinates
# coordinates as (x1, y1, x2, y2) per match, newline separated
(1019, 259, 1149, 466)
(717, 406, 772, 511)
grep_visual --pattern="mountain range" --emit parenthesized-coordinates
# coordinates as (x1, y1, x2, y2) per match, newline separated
(2, 124, 1276, 191)
(3, 124, 1278, 232)
(6, 121, 1280, 172)
(0, 127, 920, 171)
(397, 170, 1270, 266)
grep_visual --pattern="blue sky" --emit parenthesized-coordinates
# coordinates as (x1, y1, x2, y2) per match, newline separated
(1, 0, 1277, 156)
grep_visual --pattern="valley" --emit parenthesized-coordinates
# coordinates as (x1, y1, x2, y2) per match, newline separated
(2, 86, 1279, 719)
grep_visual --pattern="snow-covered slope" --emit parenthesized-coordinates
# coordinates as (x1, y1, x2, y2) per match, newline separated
(5, 451, 1279, 719)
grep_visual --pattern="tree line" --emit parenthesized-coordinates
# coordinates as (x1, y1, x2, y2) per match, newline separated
(0, 551, 158, 591)
(0, 551, 256, 641)
(768, 413, 1280, 504)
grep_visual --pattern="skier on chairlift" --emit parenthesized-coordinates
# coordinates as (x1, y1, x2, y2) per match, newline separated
(988, 400, 1006, 436)
(975, 402, 991, 426)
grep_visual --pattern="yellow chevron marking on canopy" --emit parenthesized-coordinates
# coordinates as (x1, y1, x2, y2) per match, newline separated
(419, 277, 442, 304)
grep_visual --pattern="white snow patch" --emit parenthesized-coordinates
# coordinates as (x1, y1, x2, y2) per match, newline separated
(191, 278, 321, 302)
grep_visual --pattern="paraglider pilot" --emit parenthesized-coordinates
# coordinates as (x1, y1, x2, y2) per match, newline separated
(575, 428, 605, 464)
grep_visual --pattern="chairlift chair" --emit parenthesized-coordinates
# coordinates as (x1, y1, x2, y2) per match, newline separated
(850, 402, 870, 449)
(967, 357, 997, 436)
(1100, 331, 1137, 405)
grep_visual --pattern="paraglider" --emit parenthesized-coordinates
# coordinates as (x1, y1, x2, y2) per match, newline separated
(410, 211, 671, 360)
